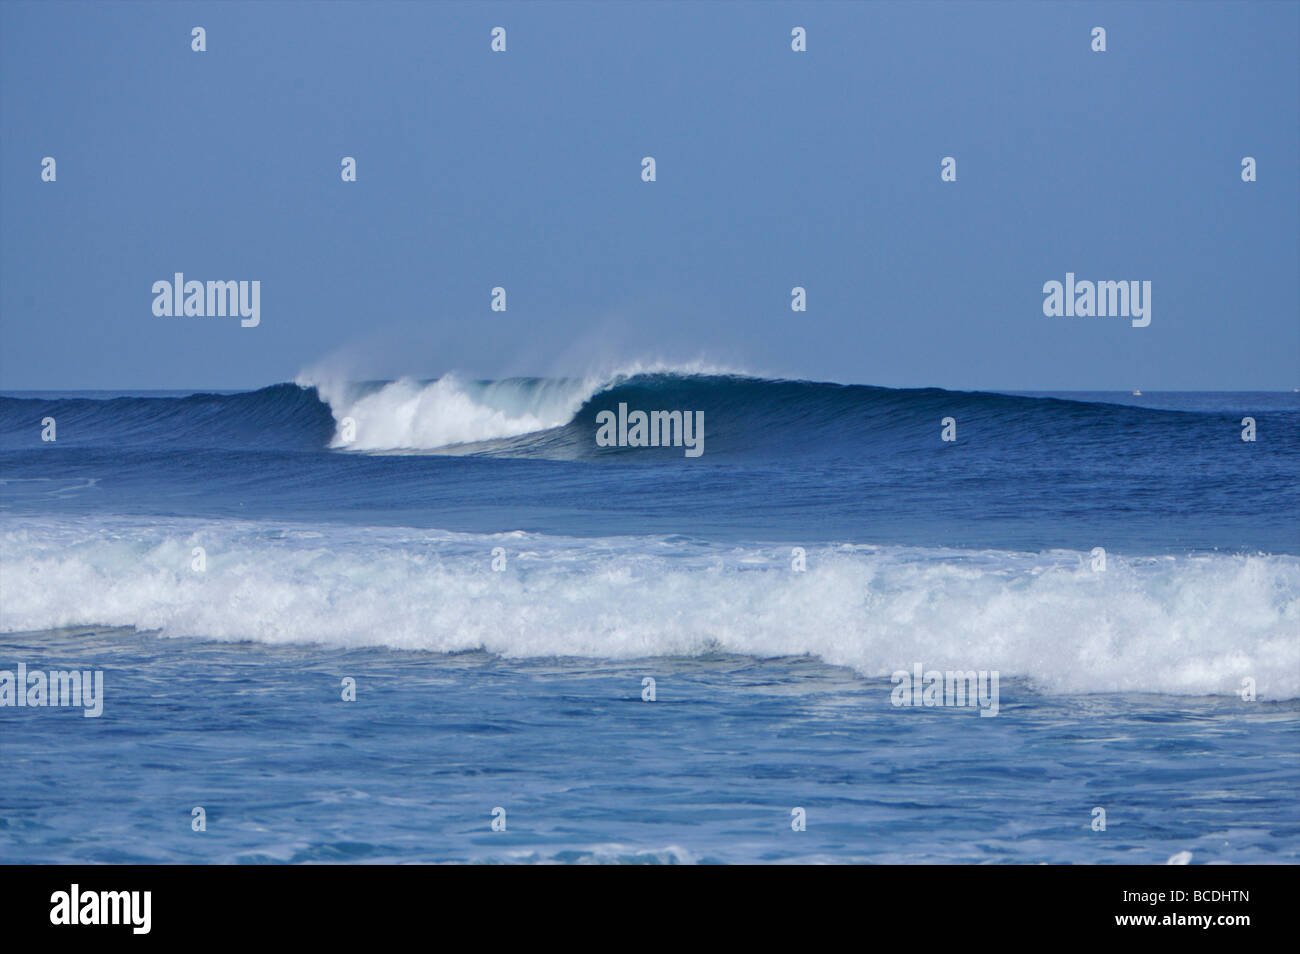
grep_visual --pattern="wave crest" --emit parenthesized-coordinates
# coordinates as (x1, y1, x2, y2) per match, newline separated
(298, 361, 748, 452)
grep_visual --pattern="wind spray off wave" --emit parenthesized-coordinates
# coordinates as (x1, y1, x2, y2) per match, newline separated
(296, 361, 742, 452)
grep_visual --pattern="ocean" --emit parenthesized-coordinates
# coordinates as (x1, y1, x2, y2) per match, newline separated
(1, 372, 1297, 863)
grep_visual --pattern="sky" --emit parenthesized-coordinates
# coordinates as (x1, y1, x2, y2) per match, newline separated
(1, 0, 1297, 391)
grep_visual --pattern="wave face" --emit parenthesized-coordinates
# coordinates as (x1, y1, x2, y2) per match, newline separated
(5, 371, 1298, 464)
(3, 517, 1297, 698)
(0, 383, 334, 451)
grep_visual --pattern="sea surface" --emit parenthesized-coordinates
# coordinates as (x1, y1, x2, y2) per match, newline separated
(1, 373, 1297, 863)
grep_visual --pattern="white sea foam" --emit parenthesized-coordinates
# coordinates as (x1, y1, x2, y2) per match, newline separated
(2, 516, 1296, 698)
(295, 360, 746, 451)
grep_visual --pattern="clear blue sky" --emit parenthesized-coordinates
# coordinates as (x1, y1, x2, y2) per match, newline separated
(2, 0, 1296, 390)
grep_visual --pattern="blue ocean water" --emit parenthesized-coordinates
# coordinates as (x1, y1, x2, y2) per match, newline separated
(1, 373, 1297, 863)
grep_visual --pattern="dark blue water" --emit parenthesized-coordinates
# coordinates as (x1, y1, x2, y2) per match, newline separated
(2, 377, 1297, 552)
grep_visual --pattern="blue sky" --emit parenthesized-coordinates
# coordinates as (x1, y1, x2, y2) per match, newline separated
(2, 0, 1296, 390)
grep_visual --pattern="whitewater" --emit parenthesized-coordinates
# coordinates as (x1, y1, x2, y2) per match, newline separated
(2, 517, 1296, 698)
(298, 362, 737, 452)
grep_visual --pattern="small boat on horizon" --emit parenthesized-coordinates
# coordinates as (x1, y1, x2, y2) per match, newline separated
(1131, 389, 1142, 396)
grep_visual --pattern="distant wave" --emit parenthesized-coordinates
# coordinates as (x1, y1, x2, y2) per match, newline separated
(2, 368, 1272, 459)
(2, 516, 1297, 698)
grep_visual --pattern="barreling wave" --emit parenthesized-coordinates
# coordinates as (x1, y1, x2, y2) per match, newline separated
(2, 515, 1297, 698)
(3, 367, 1283, 460)
(299, 367, 1211, 458)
